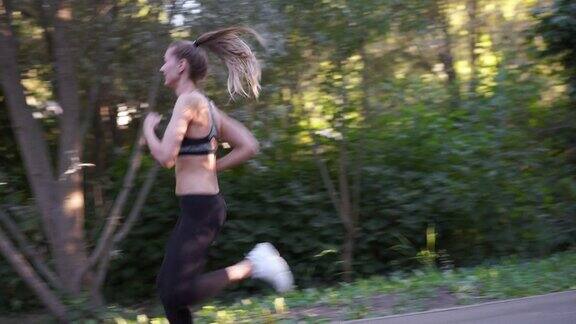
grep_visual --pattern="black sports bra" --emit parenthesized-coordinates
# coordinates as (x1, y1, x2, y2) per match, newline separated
(178, 101, 218, 156)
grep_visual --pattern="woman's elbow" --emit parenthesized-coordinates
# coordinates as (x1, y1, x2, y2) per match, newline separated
(248, 140, 260, 157)
(158, 154, 175, 169)
(161, 159, 175, 169)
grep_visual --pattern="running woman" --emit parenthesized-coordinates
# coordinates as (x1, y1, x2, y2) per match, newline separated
(143, 27, 293, 324)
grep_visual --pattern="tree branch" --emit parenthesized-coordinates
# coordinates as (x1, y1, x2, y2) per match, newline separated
(114, 164, 160, 243)
(75, 70, 163, 288)
(74, 139, 144, 286)
(309, 133, 348, 224)
(89, 163, 160, 294)
(0, 207, 63, 291)
(90, 246, 112, 300)
(0, 226, 68, 322)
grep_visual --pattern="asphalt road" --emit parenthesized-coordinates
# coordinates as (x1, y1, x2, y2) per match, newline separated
(345, 290, 576, 324)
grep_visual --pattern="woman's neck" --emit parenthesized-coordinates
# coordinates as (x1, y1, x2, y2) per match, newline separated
(175, 78, 198, 97)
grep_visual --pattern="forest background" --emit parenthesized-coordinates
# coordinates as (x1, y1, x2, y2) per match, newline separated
(1, 0, 575, 321)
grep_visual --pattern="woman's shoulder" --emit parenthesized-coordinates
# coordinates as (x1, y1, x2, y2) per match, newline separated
(175, 91, 209, 111)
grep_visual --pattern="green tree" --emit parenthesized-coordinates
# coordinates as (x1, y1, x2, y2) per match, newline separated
(0, 0, 172, 320)
(533, 0, 576, 103)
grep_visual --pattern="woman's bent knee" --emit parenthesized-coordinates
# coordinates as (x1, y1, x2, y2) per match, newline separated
(158, 283, 204, 308)
(159, 287, 185, 308)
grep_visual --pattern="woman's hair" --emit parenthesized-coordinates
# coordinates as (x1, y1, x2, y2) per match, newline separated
(169, 27, 264, 99)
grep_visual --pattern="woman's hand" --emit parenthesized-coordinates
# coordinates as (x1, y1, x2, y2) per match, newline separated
(142, 94, 196, 169)
(144, 112, 162, 132)
(215, 110, 260, 172)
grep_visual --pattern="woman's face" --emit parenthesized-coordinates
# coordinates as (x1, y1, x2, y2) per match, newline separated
(159, 47, 181, 88)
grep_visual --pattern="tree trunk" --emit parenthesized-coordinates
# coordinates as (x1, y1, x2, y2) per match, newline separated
(342, 227, 355, 282)
(0, 0, 60, 280)
(338, 143, 354, 281)
(467, 0, 479, 95)
(310, 134, 354, 281)
(48, 0, 92, 297)
(437, 0, 460, 108)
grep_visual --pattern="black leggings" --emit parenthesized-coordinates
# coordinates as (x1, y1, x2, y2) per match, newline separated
(156, 194, 230, 324)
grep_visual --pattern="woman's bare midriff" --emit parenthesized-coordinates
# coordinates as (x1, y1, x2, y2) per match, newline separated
(175, 154, 219, 195)
(174, 96, 221, 195)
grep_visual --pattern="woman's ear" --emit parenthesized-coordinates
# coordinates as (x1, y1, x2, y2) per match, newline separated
(178, 59, 187, 74)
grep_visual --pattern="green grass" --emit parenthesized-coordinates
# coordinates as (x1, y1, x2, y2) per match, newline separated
(22, 250, 576, 323)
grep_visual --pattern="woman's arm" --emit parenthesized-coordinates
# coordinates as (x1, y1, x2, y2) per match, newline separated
(215, 111, 260, 172)
(143, 94, 197, 168)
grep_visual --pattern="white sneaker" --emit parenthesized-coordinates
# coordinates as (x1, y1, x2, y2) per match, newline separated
(246, 242, 294, 293)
